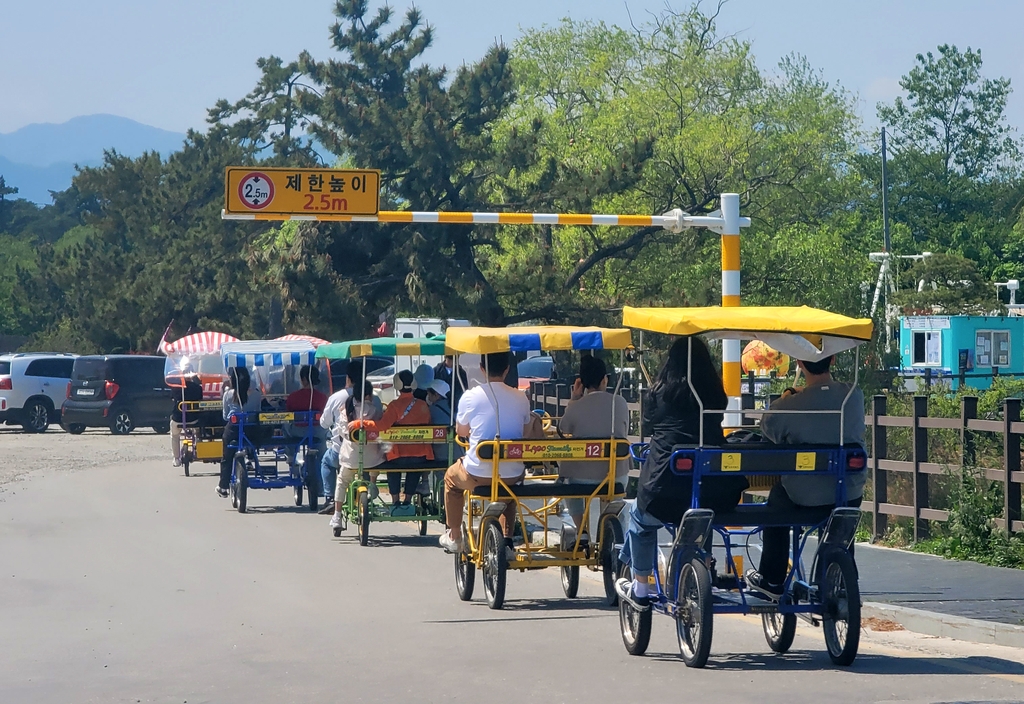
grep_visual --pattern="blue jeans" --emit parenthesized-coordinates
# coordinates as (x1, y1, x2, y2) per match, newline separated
(618, 501, 663, 577)
(320, 447, 339, 500)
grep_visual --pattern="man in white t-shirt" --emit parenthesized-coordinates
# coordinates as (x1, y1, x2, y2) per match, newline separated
(439, 351, 532, 553)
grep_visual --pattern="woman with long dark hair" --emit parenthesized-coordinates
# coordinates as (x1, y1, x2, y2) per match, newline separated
(616, 336, 747, 608)
(217, 366, 263, 498)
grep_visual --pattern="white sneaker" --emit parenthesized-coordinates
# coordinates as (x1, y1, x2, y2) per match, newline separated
(439, 530, 463, 554)
(329, 513, 343, 530)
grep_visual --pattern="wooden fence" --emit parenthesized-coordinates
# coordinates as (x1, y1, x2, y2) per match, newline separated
(867, 395, 1023, 540)
(531, 382, 1024, 542)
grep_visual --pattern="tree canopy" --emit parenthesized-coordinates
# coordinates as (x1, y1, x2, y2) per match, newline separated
(1, 2, 1021, 354)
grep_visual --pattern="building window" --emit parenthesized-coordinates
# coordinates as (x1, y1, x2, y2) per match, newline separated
(975, 330, 1010, 368)
(912, 331, 941, 365)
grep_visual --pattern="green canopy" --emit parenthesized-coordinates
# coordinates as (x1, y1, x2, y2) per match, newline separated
(315, 335, 448, 360)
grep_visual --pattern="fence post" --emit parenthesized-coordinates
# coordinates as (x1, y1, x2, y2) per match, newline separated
(961, 396, 978, 468)
(1004, 398, 1021, 535)
(912, 395, 929, 541)
(871, 395, 888, 540)
(924, 367, 932, 390)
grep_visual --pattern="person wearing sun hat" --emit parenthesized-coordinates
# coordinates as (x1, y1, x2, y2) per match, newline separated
(412, 364, 434, 401)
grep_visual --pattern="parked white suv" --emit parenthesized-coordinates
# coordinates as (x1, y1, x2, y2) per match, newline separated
(0, 353, 77, 433)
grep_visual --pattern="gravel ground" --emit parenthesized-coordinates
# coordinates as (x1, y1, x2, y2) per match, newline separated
(0, 426, 169, 495)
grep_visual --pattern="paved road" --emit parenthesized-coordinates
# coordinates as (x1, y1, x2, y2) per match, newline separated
(2, 438, 1023, 704)
(857, 543, 1024, 626)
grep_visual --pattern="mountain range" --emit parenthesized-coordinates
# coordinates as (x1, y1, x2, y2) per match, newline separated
(0, 115, 186, 205)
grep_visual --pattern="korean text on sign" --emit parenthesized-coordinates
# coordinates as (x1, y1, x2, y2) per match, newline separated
(225, 167, 381, 216)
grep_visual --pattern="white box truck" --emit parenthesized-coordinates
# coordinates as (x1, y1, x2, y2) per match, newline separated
(393, 318, 483, 390)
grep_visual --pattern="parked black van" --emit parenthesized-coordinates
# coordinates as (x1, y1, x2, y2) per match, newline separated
(62, 355, 174, 435)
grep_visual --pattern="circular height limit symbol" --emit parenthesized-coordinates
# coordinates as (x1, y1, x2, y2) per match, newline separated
(237, 172, 275, 210)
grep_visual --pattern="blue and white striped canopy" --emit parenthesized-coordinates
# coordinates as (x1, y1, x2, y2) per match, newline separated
(220, 340, 317, 368)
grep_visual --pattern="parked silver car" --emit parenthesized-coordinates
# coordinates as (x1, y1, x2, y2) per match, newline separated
(0, 353, 77, 432)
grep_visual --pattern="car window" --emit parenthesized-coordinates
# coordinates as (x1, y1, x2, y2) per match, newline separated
(364, 357, 394, 374)
(74, 357, 109, 381)
(25, 359, 59, 377)
(369, 365, 394, 379)
(517, 357, 553, 379)
(53, 359, 75, 378)
(0, 361, 10, 375)
(140, 358, 166, 387)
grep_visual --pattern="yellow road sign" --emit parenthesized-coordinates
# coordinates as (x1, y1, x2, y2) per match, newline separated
(224, 167, 380, 216)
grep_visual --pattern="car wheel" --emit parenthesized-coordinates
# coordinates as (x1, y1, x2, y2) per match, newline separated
(23, 400, 51, 433)
(63, 423, 86, 435)
(110, 410, 134, 435)
(152, 423, 170, 434)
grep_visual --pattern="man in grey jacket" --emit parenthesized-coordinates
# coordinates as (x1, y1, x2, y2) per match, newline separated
(747, 354, 866, 598)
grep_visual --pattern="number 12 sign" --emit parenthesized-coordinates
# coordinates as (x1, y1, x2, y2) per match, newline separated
(224, 167, 381, 216)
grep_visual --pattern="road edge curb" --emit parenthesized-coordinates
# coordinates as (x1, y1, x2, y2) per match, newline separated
(863, 601, 1024, 649)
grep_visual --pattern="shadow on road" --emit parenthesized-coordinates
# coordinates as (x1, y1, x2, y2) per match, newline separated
(646, 650, 1024, 676)
(326, 533, 441, 548)
(425, 597, 614, 624)
(237, 505, 321, 515)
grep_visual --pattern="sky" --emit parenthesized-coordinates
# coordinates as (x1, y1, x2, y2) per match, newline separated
(3, 0, 1024, 137)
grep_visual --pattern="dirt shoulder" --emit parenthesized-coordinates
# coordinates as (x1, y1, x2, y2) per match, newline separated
(0, 427, 168, 495)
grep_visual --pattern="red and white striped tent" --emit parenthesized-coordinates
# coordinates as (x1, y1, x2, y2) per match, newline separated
(161, 331, 239, 400)
(275, 334, 330, 347)
(160, 331, 239, 355)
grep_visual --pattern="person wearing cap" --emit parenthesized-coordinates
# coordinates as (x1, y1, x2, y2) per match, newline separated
(556, 355, 630, 533)
(169, 359, 204, 467)
(745, 354, 866, 599)
(349, 369, 433, 510)
(412, 364, 434, 402)
(434, 355, 468, 408)
(425, 378, 462, 465)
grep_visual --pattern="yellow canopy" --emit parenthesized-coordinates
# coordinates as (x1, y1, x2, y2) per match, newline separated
(622, 306, 873, 361)
(444, 326, 633, 354)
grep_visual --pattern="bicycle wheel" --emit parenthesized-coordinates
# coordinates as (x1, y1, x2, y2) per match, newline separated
(600, 515, 624, 606)
(618, 562, 651, 656)
(234, 456, 248, 514)
(358, 490, 370, 546)
(675, 557, 713, 668)
(819, 549, 860, 666)
(762, 610, 797, 654)
(481, 519, 507, 610)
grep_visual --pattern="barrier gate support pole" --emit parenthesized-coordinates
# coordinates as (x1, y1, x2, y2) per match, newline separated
(719, 193, 742, 428)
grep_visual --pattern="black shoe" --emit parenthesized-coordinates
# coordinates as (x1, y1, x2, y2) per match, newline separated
(318, 501, 335, 515)
(745, 570, 783, 599)
(215, 486, 229, 498)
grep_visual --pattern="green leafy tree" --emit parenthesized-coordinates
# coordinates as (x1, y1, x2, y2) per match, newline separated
(879, 45, 1018, 180)
(873, 45, 1023, 271)
(489, 6, 863, 319)
(894, 252, 995, 315)
(16, 129, 278, 350)
(0, 176, 17, 229)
